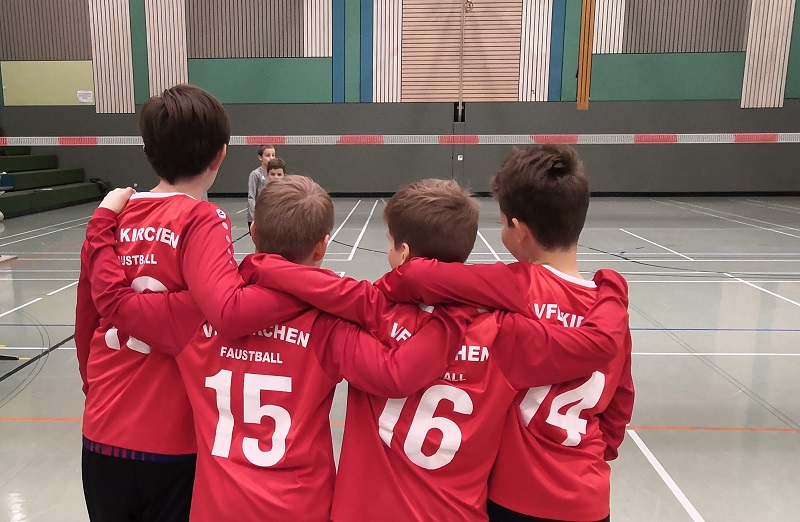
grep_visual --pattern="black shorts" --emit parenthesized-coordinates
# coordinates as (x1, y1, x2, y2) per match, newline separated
(487, 499, 610, 522)
(82, 447, 196, 522)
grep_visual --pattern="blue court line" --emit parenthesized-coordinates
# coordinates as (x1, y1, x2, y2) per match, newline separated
(632, 328, 800, 332)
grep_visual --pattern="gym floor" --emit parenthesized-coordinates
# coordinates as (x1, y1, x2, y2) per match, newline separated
(1, 195, 798, 521)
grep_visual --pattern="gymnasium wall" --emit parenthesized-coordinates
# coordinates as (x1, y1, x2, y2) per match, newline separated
(1, 0, 799, 194)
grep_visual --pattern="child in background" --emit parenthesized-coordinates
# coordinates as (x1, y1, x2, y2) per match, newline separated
(247, 145, 276, 231)
(241, 177, 631, 521)
(266, 157, 286, 180)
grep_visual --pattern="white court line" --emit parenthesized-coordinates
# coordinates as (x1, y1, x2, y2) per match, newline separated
(725, 273, 800, 308)
(47, 281, 79, 295)
(674, 199, 800, 233)
(236, 208, 247, 214)
(741, 200, 800, 216)
(627, 430, 705, 522)
(0, 278, 76, 282)
(633, 352, 800, 356)
(476, 231, 502, 261)
(0, 215, 91, 240)
(0, 223, 88, 248)
(582, 258, 800, 263)
(655, 200, 800, 240)
(329, 200, 361, 243)
(627, 280, 800, 283)
(348, 200, 379, 261)
(745, 200, 800, 212)
(335, 272, 346, 277)
(0, 270, 80, 273)
(0, 298, 43, 318)
(619, 229, 694, 261)
(1, 346, 75, 350)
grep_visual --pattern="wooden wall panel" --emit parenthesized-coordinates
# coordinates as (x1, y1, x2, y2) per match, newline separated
(518, 0, 552, 101)
(373, 0, 402, 102)
(145, 0, 189, 95)
(401, 0, 522, 102)
(0, 0, 91, 61)
(593, 0, 626, 54)
(89, 0, 135, 113)
(742, 0, 796, 108)
(304, 0, 333, 57)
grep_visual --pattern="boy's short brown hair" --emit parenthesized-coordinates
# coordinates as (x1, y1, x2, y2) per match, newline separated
(267, 158, 286, 172)
(139, 84, 230, 184)
(253, 175, 334, 262)
(384, 178, 479, 263)
(491, 145, 589, 250)
(258, 144, 275, 156)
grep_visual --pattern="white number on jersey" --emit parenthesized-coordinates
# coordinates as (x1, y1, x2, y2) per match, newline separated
(205, 369, 292, 467)
(104, 276, 168, 355)
(519, 371, 606, 446)
(378, 384, 473, 470)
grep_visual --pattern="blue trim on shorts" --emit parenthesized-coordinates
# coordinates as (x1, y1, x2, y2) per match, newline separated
(82, 436, 195, 463)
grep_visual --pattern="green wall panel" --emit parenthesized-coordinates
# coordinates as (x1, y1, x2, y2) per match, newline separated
(591, 53, 746, 101)
(1, 61, 95, 106)
(784, 0, 800, 98)
(345, 0, 360, 102)
(129, 0, 150, 104)
(560, 0, 582, 101)
(188, 59, 333, 103)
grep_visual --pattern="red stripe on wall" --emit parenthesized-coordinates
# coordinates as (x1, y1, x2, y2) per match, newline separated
(634, 134, 678, 144)
(336, 135, 385, 145)
(438, 135, 481, 145)
(533, 134, 579, 144)
(58, 136, 99, 146)
(734, 133, 779, 143)
(245, 136, 288, 145)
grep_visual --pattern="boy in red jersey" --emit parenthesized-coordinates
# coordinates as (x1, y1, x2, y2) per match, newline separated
(75, 85, 312, 521)
(83, 176, 622, 521)
(84, 176, 480, 521)
(378, 147, 635, 522)
(238, 177, 631, 521)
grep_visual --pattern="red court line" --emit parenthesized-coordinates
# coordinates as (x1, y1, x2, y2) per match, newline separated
(0, 417, 795, 432)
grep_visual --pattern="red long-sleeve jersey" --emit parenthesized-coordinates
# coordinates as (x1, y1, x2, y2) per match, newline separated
(83, 211, 474, 521)
(380, 259, 635, 521)
(76, 195, 307, 455)
(241, 256, 631, 521)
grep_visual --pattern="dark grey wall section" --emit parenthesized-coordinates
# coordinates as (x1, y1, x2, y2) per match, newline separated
(623, 0, 751, 54)
(2, 100, 800, 194)
(187, 0, 303, 58)
(0, 0, 91, 61)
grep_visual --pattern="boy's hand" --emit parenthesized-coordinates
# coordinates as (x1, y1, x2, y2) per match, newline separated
(99, 187, 136, 214)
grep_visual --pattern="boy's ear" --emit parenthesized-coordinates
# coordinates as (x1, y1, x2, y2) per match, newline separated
(311, 234, 330, 265)
(210, 144, 227, 171)
(398, 242, 412, 265)
(511, 217, 532, 245)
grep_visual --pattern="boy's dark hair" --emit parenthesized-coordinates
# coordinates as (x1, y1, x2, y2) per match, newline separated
(267, 158, 286, 172)
(253, 175, 334, 262)
(139, 84, 230, 184)
(491, 145, 589, 250)
(258, 144, 275, 156)
(384, 178, 479, 263)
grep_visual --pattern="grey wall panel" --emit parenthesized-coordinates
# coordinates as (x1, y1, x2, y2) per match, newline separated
(4, 101, 800, 194)
(622, 0, 751, 53)
(187, 0, 303, 58)
(0, 0, 91, 61)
